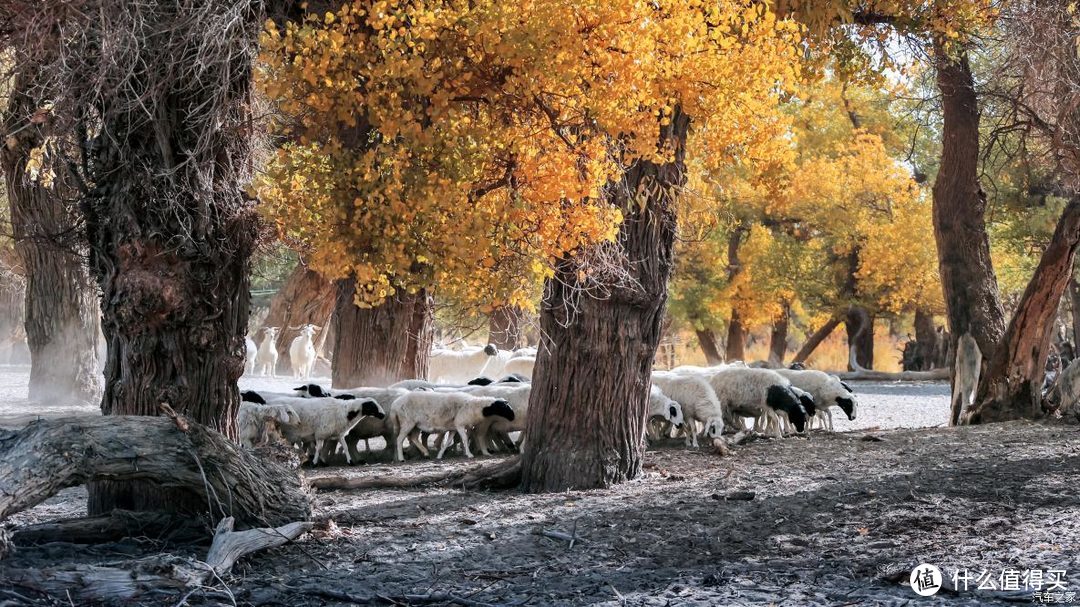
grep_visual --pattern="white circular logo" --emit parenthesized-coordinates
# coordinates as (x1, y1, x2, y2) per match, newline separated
(910, 564, 943, 596)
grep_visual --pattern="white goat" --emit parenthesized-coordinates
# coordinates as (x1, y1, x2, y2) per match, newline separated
(255, 327, 280, 378)
(427, 344, 499, 383)
(244, 337, 257, 376)
(389, 391, 516, 461)
(288, 324, 319, 379)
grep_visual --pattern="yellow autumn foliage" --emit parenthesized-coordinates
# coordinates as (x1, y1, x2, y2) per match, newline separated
(256, 0, 801, 308)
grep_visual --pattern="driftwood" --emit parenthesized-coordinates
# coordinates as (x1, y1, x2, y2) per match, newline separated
(3, 516, 312, 603)
(11, 510, 208, 547)
(0, 414, 312, 528)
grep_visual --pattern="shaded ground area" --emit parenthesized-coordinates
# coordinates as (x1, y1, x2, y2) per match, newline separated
(4, 420, 1079, 606)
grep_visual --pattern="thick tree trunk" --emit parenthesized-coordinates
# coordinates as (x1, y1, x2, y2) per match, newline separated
(792, 316, 841, 364)
(845, 307, 875, 370)
(1, 68, 101, 404)
(519, 112, 687, 493)
(724, 224, 749, 361)
(903, 309, 948, 371)
(80, 4, 263, 515)
(332, 278, 433, 387)
(695, 328, 724, 365)
(967, 199, 1080, 423)
(769, 303, 790, 366)
(488, 305, 522, 350)
(932, 46, 1008, 358)
(262, 264, 336, 374)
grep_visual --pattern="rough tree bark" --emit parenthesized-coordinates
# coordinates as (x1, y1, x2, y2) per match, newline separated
(967, 199, 1080, 423)
(488, 305, 522, 350)
(69, 3, 264, 514)
(262, 263, 336, 374)
(695, 328, 724, 365)
(1070, 275, 1080, 350)
(769, 303, 790, 366)
(332, 278, 433, 387)
(845, 306, 875, 370)
(724, 224, 750, 361)
(792, 316, 841, 364)
(519, 111, 687, 493)
(2, 68, 101, 404)
(932, 46, 1008, 359)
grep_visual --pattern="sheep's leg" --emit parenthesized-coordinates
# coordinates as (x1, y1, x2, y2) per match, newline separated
(457, 427, 474, 459)
(338, 436, 353, 465)
(770, 412, 783, 439)
(312, 439, 325, 466)
(394, 424, 411, 462)
(826, 408, 834, 431)
(408, 430, 430, 458)
(476, 423, 492, 456)
(364, 438, 371, 452)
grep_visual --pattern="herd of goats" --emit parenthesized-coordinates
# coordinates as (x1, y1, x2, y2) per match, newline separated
(238, 325, 860, 466)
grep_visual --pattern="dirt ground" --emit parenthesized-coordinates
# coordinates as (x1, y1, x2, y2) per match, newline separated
(4, 414, 1080, 606)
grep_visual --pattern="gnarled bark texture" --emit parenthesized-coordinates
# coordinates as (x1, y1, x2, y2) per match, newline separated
(932, 47, 1008, 360)
(332, 278, 433, 387)
(488, 305, 522, 350)
(724, 224, 750, 361)
(520, 112, 687, 493)
(262, 264, 336, 374)
(2, 69, 101, 404)
(76, 3, 264, 514)
(968, 199, 1080, 423)
(768, 303, 790, 366)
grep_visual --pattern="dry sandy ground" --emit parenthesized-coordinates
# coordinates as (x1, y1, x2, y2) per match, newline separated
(4, 366, 1076, 606)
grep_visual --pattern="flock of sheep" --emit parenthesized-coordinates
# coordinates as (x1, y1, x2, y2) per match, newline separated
(237, 339, 860, 466)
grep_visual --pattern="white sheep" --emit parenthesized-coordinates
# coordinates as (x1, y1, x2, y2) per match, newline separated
(463, 384, 532, 455)
(501, 355, 536, 380)
(774, 369, 856, 431)
(288, 324, 319, 379)
(237, 402, 300, 448)
(427, 344, 499, 383)
(254, 326, 280, 377)
(648, 384, 685, 433)
(478, 348, 513, 380)
(510, 346, 537, 359)
(244, 337, 257, 376)
(706, 367, 807, 438)
(652, 373, 725, 447)
(389, 390, 516, 461)
(281, 395, 386, 466)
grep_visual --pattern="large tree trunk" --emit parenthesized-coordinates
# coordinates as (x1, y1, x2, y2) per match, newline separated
(488, 305, 522, 350)
(519, 112, 687, 493)
(932, 46, 1008, 359)
(79, 4, 263, 515)
(768, 303, 790, 366)
(1, 68, 101, 404)
(262, 264, 336, 375)
(967, 199, 1080, 423)
(845, 306, 875, 370)
(792, 316, 841, 364)
(331, 278, 433, 387)
(695, 328, 724, 365)
(724, 224, 750, 361)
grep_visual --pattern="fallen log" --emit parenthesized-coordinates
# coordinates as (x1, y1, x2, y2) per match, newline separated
(11, 510, 209, 547)
(2, 516, 312, 603)
(831, 368, 950, 381)
(0, 415, 312, 529)
(310, 457, 523, 492)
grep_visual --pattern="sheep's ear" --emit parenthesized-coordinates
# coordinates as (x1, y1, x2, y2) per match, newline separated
(241, 390, 266, 405)
(335, 394, 357, 400)
(484, 344, 497, 356)
(361, 399, 384, 418)
(839, 381, 853, 393)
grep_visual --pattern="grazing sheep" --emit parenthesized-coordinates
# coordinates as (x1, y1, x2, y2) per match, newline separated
(237, 402, 300, 448)
(499, 374, 529, 383)
(427, 344, 499, 383)
(389, 391, 515, 461)
(501, 355, 536, 380)
(706, 367, 807, 438)
(648, 384, 685, 430)
(463, 384, 532, 455)
(288, 324, 320, 379)
(244, 337, 257, 375)
(774, 369, 856, 431)
(293, 383, 334, 397)
(278, 396, 386, 466)
(652, 373, 726, 447)
(254, 327, 280, 377)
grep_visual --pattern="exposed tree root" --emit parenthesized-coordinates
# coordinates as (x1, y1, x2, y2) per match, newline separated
(11, 510, 210, 547)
